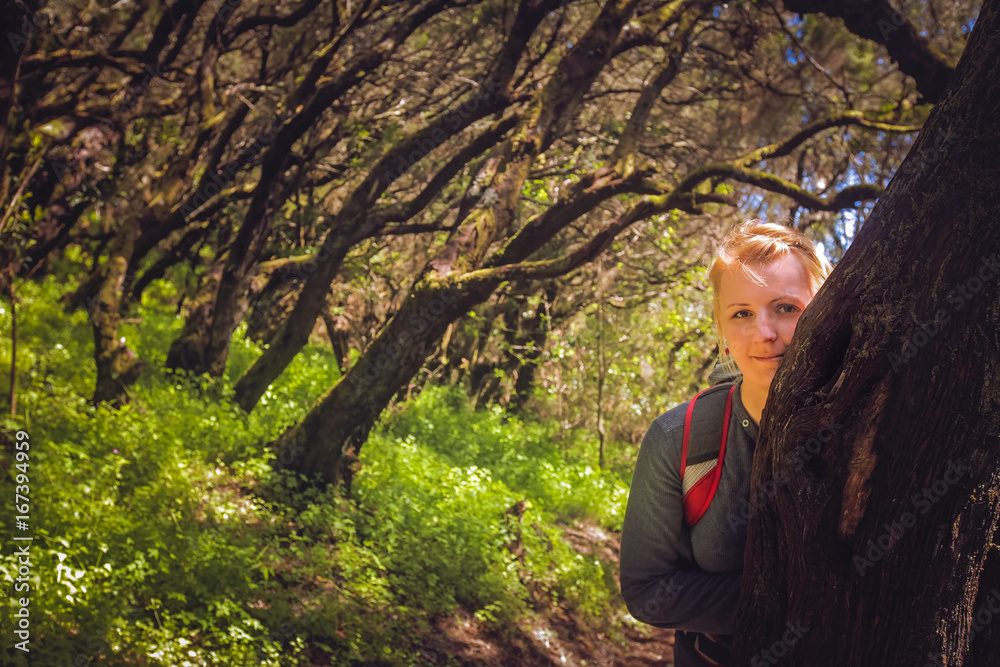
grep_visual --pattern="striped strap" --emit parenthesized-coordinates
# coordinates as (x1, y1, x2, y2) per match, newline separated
(680, 384, 736, 527)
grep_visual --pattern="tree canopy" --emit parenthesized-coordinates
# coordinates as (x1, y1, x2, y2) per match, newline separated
(3, 0, 979, 484)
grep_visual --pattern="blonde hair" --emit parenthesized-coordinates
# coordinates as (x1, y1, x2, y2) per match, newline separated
(708, 219, 834, 378)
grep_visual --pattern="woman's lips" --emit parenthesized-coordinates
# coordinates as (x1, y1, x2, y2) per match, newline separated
(754, 354, 784, 361)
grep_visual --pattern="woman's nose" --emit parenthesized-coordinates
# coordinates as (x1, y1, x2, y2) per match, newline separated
(755, 312, 778, 340)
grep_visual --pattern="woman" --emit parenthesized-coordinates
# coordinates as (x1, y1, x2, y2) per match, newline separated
(619, 219, 833, 665)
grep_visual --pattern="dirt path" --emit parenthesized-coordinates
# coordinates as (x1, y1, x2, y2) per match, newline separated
(428, 520, 677, 666)
(432, 610, 675, 667)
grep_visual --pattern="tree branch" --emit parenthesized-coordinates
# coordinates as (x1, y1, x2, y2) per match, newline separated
(610, 6, 702, 176)
(20, 50, 157, 76)
(783, 0, 957, 103)
(726, 167, 883, 210)
(611, 0, 689, 57)
(464, 190, 716, 286)
(734, 110, 922, 167)
(374, 115, 519, 226)
(223, 0, 325, 48)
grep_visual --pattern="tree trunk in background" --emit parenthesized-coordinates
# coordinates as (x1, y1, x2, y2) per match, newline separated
(166, 259, 225, 372)
(92, 221, 144, 404)
(463, 283, 556, 409)
(243, 278, 302, 345)
(123, 223, 209, 309)
(270, 276, 499, 487)
(508, 334, 546, 408)
(198, 160, 285, 378)
(733, 4, 1000, 665)
(510, 283, 569, 411)
(465, 294, 528, 405)
(321, 304, 349, 375)
(233, 233, 352, 411)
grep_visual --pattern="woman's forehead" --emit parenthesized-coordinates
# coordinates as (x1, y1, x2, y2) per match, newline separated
(719, 255, 812, 301)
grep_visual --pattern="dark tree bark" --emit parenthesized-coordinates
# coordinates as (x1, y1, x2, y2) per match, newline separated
(733, 3, 1000, 664)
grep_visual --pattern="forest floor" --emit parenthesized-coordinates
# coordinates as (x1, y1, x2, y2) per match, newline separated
(417, 522, 676, 666)
(433, 611, 675, 667)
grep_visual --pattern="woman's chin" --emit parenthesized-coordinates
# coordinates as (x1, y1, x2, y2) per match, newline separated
(744, 368, 777, 390)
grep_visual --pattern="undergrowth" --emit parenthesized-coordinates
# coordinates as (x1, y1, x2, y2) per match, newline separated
(0, 274, 633, 666)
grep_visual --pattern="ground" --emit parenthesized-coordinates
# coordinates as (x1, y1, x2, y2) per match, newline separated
(426, 521, 677, 666)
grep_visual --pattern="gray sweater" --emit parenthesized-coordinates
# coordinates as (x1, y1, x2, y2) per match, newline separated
(619, 378, 758, 664)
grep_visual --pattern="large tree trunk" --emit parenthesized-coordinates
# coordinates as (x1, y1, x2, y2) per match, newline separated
(733, 3, 1000, 665)
(270, 276, 498, 486)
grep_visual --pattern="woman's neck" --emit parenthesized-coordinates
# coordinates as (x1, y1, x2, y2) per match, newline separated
(740, 379, 770, 426)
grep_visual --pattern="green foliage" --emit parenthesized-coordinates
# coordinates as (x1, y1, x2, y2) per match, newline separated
(378, 385, 628, 529)
(356, 385, 625, 635)
(0, 278, 631, 666)
(531, 278, 716, 454)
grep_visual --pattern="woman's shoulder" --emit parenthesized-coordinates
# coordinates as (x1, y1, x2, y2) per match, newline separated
(644, 383, 739, 457)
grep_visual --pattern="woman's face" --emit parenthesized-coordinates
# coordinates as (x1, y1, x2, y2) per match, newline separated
(718, 253, 816, 393)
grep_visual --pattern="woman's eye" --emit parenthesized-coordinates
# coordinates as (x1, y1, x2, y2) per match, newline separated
(731, 310, 751, 319)
(777, 304, 798, 314)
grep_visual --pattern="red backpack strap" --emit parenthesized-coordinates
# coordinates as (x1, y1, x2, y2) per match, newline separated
(681, 383, 737, 527)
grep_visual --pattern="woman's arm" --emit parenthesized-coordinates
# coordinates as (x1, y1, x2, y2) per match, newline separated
(619, 417, 741, 634)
